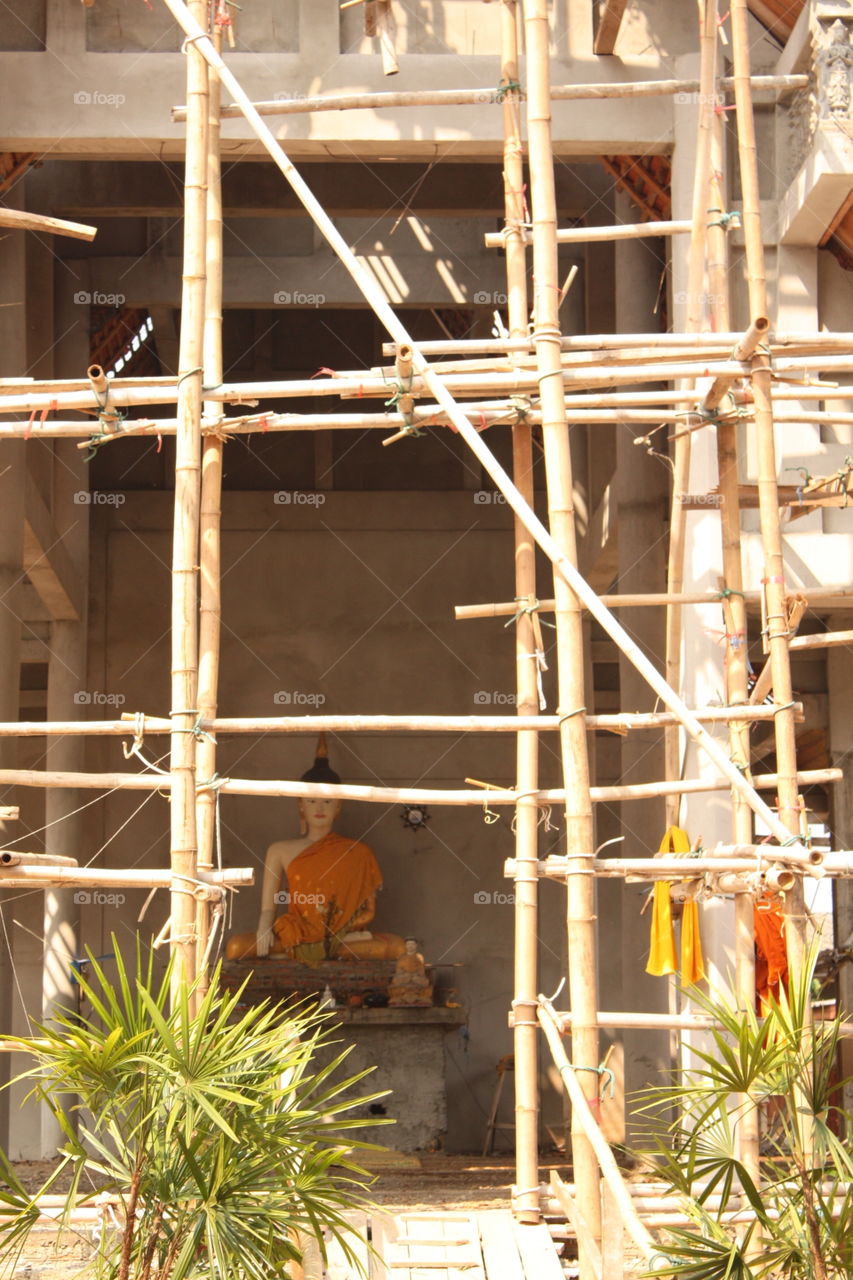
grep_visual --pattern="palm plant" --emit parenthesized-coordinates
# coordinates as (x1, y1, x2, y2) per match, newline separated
(634, 954, 853, 1280)
(0, 942, 387, 1280)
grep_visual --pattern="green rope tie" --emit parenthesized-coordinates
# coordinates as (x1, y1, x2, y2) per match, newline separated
(715, 587, 745, 601)
(573, 1063, 615, 1098)
(495, 78, 522, 102)
(177, 366, 204, 387)
(503, 597, 556, 630)
(196, 772, 227, 793)
(707, 208, 740, 229)
(83, 432, 111, 463)
(192, 715, 217, 745)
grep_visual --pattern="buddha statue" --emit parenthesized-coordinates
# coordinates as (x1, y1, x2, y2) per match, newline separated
(225, 738, 406, 965)
(388, 937, 433, 1007)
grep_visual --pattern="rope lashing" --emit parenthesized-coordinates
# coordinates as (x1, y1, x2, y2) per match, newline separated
(715, 587, 745, 601)
(191, 714, 217, 745)
(494, 78, 523, 102)
(566, 1062, 616, 1100)
(706, 207, 741, 230)
(196, 772, 228, 793)
(558, 706, 586, 727)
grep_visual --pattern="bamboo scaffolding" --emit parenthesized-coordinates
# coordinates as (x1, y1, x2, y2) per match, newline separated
(0, 208, 97, 242)
(500, 0, 540, 1221)
(173, 73, 807, 120)
(484, 219, 692, 247)
(0, 766, 835, 815)
(169, 0, 208, 994)
(0, 866, 250, 890)
(456, 586, 852, 619)
(664, 0, 719, 828)
(509, 855, 816, 879)
(0, 702, 802, 737)
(707, 106, 761, 1204)
(522, 0, 599, 1260)
(380, 331, 853, 357)
(0, 352, 851, 419)
(536, 997, 659, 1269)
(195, 16, 225, 993)
(731, 0, 807, 998)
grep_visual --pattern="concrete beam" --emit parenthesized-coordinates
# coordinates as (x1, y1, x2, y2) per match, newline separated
(23, 475, 84, 623)
(0, 53, 673, 159)
(778, 126, 853, 245)
(29, 159, 611, 221)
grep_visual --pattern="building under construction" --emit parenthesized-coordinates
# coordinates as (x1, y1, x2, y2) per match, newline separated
(0, 0, 852, 1275)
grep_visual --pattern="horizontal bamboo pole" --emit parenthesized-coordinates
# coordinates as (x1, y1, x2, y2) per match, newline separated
(0, 851, 77, 866)
(0, 866, 253, 893)
(2, 354, 852, 417)
(456, 586, 853, 619)
(174, 73, 807, 120)
(0, 207, 97, 242)
(750, 631, 853, 705)
(0, 766, 835, 820)
(484, 219, 691, 247)
(508, 855, 811, 877)
(381, 331, 853, 356)
(0, 702, 803, 738)
(703, 315, 771, 411)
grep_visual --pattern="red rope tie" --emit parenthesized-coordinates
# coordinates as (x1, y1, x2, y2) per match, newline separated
(478, 411, 488, 433)
(259, 414, 269, 433)
(714, 103, 737, 114)
(761, 575, 786, 585)
(24, 410, 36, 440)
(310, 367, 336, 379)
(156, 433, 163, 453)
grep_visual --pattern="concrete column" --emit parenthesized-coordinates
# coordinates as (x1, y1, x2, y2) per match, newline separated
(828, 618, 853, 1119)
(40, 285, 90, 1157)
(0, 185, 28, 1149)
(613, 192, 670, 1132)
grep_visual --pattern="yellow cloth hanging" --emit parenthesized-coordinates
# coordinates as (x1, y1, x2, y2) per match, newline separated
(645, 826, 704, 984)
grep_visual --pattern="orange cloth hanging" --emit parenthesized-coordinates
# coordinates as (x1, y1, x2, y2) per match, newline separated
(754, 894, 788, 1008)
(646, 826, 704, 984)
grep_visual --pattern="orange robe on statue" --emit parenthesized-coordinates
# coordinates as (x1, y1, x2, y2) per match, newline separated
(272, 831, 383, 959)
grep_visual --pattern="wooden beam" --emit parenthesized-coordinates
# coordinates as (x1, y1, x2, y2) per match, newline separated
(23, 475, 83, 622)
(593, 0, 628, 55)
(747, 0, 798, 43)
(0, 207, 96, 242)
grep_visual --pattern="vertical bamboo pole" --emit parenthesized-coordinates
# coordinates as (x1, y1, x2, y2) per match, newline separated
(521, 0, 599, 1267)
(502, 0, 540, 1225)
(664, 0, 719, 826)
(195, 14, 225, 994)
(170, 0, 208, 998)
(729, 0, 805, 982)
(707, 107, 761, 1207)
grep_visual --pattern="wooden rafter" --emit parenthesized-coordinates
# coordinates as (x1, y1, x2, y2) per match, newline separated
(747, 0, 805, 43)
(593, 0, 628, 55)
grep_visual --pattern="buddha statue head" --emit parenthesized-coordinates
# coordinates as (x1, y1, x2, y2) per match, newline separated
(298, 734, 342, 837)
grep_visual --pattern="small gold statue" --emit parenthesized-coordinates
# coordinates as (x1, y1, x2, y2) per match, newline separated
(388, 937, 433, 1007)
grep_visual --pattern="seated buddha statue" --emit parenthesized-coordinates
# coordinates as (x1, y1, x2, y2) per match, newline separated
(388, 937, 433, 1007)
(225, 738, 405, 966)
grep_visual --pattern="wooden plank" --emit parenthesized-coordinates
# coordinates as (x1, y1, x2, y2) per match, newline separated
(326, 1211, 370, 1280)
(593, 0, 628, 54)
(374, 1213, 486, 1280)
(601, 1181, 625, 1280)
(510, 1219, 564, 1280)
(0, 207, 97, 242)
(477, 1210, 525, 1280)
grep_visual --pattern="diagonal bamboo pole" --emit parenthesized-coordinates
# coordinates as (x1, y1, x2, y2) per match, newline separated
(169, 0, 208, 998)
(158, 0, 810, 859)
(500, 0, 541, 1226)
(520, 0, 599, 1264)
